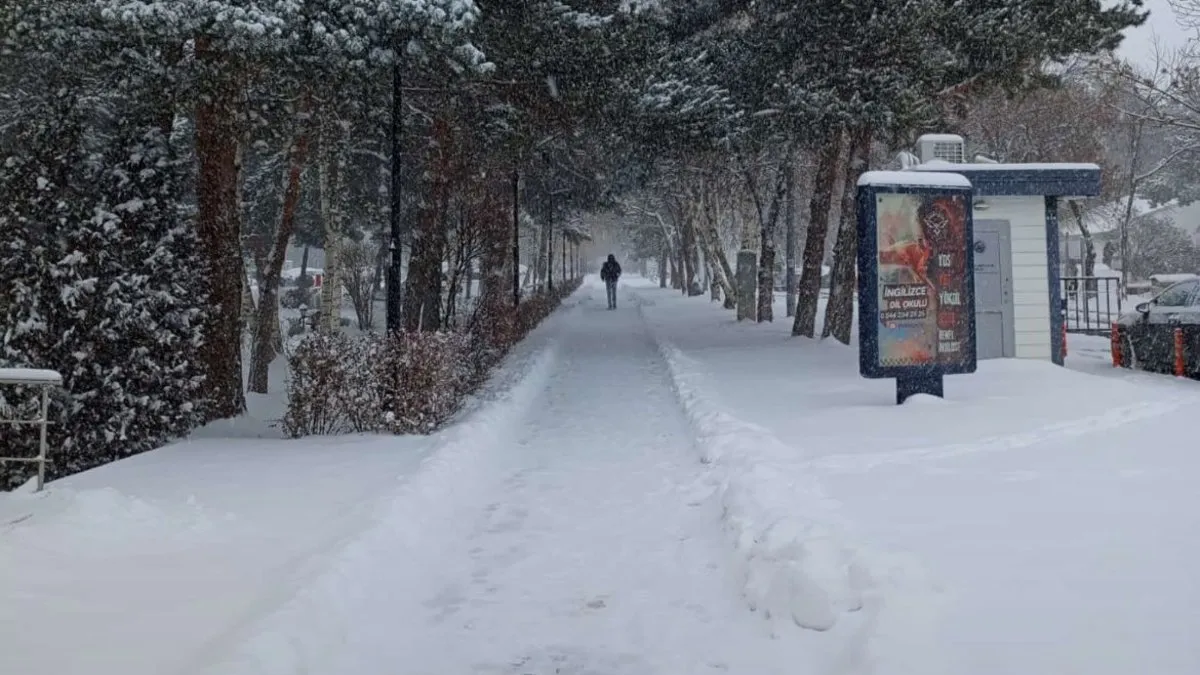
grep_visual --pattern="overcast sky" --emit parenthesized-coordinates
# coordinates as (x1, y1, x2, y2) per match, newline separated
(1117, 0, 1194, 68)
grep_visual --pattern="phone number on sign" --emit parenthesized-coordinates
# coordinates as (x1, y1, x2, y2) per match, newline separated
(881, 309, 926, 322)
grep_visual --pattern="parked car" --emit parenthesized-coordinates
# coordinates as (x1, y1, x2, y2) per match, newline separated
(1113, 278, 1200, 375)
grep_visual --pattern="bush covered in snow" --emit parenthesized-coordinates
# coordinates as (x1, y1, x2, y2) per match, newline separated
(280, 333, 382, 436)
(0, 96, 205, 489)
(283, 278, 581, 438)
(378, 332, 476, 434)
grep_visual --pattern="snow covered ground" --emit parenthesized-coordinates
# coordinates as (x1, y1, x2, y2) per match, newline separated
(4, 274, 1199, 675)
(634, 276, 1200, 675)
(0, 298, 564, 675)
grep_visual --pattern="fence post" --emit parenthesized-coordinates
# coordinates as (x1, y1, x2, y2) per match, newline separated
(0, 368, 62, 493)
(37, 385, 48, 491)
(1110, 323, 1121, 368)
(1175, 327, 1186, 377)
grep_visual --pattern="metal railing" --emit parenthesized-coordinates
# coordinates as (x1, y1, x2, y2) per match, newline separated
(0, 368, 62, 492)
(1061, 276, 1122, 336)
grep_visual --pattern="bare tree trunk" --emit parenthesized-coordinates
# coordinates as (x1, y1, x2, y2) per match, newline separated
(318, 120, 348, 333)
(1068, 200, 1097, 293)
(823, 126, 872, 344)
(247, 97, 312, 393)
(464, 219, 474, 301)
(792, 132, 844, 338)
(444, 205, 468, 326)
(195, 38, 247, 418)
(403, 204, 446, 331)
(534, 211, 548, 289)
(1118, 116, 1145, 292)
(241, 255, 256, 338)
(753, 150, 795, 322)
(403, 118, 451, 331)
(659, 244, 668, 288)
(370, 238, 387, 330)
(682, 215, 700, 295)
(469, 182, 514, 358)
(299, 245, 310, 283)
(671, 243, 683, 290)
(523, 248, 535, 289)
(701, 181, 738, 309)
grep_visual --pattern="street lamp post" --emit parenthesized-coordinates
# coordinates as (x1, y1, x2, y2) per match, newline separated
(547, 187, 555, 293)
(512, 170, 520, 307)
(386, 53, 403, 333)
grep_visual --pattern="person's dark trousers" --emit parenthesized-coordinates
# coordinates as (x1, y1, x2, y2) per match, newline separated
(605, 280, 617, 309)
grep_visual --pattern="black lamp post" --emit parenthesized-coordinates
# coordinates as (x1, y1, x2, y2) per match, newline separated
(547, 187, 555, 293)
(385, 52, 403, 333)
(512, 170, 520, 307)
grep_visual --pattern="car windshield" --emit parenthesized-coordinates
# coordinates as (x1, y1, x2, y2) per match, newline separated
(1154, 281, 1198, 307)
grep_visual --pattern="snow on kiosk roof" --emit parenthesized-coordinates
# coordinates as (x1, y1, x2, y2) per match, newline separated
(0, 368, 63, 386)
(858, 170, 971, 189)
(910, 160, 1101, 197)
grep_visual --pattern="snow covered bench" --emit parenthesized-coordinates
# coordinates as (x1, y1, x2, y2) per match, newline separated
(0, 368, 63, 492)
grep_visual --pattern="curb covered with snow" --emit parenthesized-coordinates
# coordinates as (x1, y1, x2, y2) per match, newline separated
(653, 339, 866, 631)
(191, 302, 581, 675)
(639, 300, 947, 672)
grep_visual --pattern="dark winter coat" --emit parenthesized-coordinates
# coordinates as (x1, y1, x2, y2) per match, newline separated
(601, 260, 622, 283)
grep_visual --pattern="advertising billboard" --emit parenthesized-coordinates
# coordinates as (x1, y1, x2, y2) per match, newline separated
(857, 177, 976, 381)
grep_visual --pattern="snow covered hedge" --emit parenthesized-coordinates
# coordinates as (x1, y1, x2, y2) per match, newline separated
(283, 278, 581, 438)
(282, 331, 472, 437)
(0, 93, 205, 491)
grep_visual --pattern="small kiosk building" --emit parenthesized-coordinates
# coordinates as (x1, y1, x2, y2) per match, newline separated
(905, 136, 1101, 365)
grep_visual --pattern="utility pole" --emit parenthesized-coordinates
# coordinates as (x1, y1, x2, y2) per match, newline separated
(386, 52, 403, 333)
(547, 187, 555, 293)
(512, 170, 520, 307)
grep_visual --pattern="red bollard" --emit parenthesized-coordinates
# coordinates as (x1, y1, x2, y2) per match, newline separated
(1175, 327, 1186, 377)
(1111, 323, 1122, 367)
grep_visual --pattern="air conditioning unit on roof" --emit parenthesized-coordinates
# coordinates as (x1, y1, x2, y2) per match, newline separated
(916, 133, 965, 164)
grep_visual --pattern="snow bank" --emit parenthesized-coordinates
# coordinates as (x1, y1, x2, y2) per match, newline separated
(1, 487, 234, 554)
(196, 304, 579, 675)
(652, 337, 946, 673)
(653, 341, 862, 627)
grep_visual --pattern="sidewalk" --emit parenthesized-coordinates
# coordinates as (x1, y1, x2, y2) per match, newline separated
(630, 278, 1200, 675)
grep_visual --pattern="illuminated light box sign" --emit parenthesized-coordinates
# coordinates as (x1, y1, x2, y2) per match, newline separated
(856, 171, 977, 404)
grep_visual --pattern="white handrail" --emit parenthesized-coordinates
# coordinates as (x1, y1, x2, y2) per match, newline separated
(0, 368, 62, 492)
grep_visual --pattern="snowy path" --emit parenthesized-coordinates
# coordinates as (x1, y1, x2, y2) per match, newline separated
(209, 281, 815, 675)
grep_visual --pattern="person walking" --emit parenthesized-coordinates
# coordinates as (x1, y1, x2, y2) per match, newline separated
(600, 254, 622, 310)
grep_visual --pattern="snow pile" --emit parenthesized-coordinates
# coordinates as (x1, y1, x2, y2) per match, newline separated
(1, 486, 234, 554)
(654, 341, 862, 627)
(197, 337, 566, 675)
(653, 338, 946, 673)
